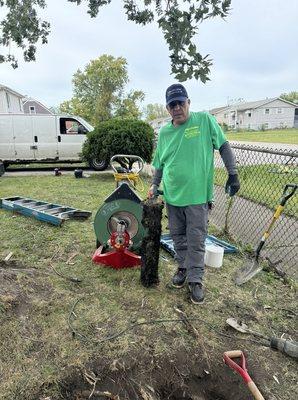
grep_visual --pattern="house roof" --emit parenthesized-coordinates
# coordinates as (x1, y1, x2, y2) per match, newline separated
(231, 98, 278, 111)
(149, 116, 171, 125)
(23, 97, 53, 114)
(210, 97, 297, 114)
(0, 84, 24, 98)
(209, 106, 230, 114)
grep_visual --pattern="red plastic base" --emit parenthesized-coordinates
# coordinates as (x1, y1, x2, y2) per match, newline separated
(92, 245, 141, 269)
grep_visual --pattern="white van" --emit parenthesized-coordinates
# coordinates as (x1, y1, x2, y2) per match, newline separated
(0, 114, 108, 170)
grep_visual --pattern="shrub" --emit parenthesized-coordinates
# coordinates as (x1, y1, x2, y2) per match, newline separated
(82, 119, 154, 167)
(219, 122, 229, 132)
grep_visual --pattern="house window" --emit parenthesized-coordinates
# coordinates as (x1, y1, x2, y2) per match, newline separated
(264, 123, 269, 129)
(248, 113, 251, 117)
(264, 108, 270, 114)
(277, 108, 283, 114)
(6, 92, 10, 110)
(29, 106, 36, 114)
(19, 98, 23, 112)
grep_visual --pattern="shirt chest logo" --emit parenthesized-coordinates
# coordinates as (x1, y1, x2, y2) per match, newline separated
(184, 126, 200, 139)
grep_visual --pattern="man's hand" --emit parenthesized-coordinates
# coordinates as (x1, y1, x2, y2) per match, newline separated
(225, 174, 240, 196)
(148, 184, 158, 198)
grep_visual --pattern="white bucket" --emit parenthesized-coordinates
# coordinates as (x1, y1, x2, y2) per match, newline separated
(204, 245, 224, 268)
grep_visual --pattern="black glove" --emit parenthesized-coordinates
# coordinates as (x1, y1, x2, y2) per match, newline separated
(225, 174, 240, 196)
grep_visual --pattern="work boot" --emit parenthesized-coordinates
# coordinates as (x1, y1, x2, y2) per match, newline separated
(188, 282, 204, 304)
(172, 268, 187, 288)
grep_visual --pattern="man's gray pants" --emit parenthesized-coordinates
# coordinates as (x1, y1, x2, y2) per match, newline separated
(166, 203, 209, 284)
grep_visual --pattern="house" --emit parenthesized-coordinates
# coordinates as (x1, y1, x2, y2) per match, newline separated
(210, 98, 298, 130)
(149, 116, 171, 135)
(148, 116, 172, 147)
(23, 97, 53, 115)
(0, 84, 24, 114)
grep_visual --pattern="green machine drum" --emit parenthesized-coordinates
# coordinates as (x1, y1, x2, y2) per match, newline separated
(93, 182, 147, 251)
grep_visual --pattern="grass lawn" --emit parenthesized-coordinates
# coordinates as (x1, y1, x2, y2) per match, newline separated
(0, 173, 297, 400)
(215, 164, 298, 217)
(226, 128, 298, 144)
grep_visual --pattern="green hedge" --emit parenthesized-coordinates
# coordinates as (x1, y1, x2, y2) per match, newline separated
(82, 119, 154, 164)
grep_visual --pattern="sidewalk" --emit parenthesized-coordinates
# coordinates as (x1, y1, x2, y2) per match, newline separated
(210, 186, 298, 278)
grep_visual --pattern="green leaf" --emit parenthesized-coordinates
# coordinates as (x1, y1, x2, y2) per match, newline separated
(1, 0, 231, 82)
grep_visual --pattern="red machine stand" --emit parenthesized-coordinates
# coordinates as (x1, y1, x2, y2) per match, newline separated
(92, 230, 141, 269)
(92, 246, 141, 269)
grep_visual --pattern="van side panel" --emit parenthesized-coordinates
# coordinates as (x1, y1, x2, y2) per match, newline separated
(32, 115, 58, 159)
(0, 113, 93, 164)
(0, 115, 15, 160)
(13, 115, 35, 160)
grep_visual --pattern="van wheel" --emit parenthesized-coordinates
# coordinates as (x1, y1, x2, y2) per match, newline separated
(90, 158, 109, 171)
(0, 163, 5, 177)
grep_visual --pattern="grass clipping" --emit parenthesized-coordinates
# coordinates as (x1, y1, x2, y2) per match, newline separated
(140, 198, 164, 287)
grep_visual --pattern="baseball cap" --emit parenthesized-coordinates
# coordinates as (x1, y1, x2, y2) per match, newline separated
(165, 84, 188, 105)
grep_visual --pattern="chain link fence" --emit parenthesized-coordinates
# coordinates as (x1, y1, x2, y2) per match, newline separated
(212, 143, 298, 278)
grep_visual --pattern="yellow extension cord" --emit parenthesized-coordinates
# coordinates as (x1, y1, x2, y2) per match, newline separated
(113, 172, 145, 193)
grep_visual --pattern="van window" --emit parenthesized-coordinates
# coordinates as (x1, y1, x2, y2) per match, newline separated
(60, 118, 87, 134)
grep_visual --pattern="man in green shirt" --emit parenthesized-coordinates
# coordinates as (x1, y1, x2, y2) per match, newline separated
(149, 84, 240, 304)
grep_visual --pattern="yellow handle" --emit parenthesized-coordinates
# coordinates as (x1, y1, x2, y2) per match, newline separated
(273, 205, 284, 219)
(262, 205, 284, 239)
(224, 350, 242, 358)
(247, 381, 265, 400)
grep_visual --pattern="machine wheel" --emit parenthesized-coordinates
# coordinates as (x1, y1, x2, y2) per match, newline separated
(94, 198, 146, 251)
(89, 158, 109, 171)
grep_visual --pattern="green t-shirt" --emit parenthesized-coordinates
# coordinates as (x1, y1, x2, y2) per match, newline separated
(152, 112, 226, 206)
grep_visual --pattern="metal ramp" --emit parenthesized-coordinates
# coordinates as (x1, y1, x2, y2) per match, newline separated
(0, 196, 91, 226)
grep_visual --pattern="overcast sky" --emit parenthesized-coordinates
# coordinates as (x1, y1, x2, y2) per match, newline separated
(0, 0, 297, 112)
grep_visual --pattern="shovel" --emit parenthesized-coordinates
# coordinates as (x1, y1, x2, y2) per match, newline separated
(226, 318, 268, 339)
(226, 317, 298, 359)
(223, 350, 265, 400)
(235, 184, 297, 285)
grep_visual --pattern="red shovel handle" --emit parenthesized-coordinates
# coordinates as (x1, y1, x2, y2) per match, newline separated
(223, 351, 265, 400)
(223, 350, 251, 384)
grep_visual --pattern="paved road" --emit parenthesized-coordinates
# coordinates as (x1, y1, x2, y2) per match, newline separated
(1, 167, 113, 177)
(230, 141, 298, 151)
(214, 141, 297, 167)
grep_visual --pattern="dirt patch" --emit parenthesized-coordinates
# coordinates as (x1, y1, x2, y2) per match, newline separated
(57, 349, 261, 400)
(0, 260, 52, 315)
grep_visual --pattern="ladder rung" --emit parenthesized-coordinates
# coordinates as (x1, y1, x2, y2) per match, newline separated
(45, 207, 65, 214)
(30, 204, 51, 210)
